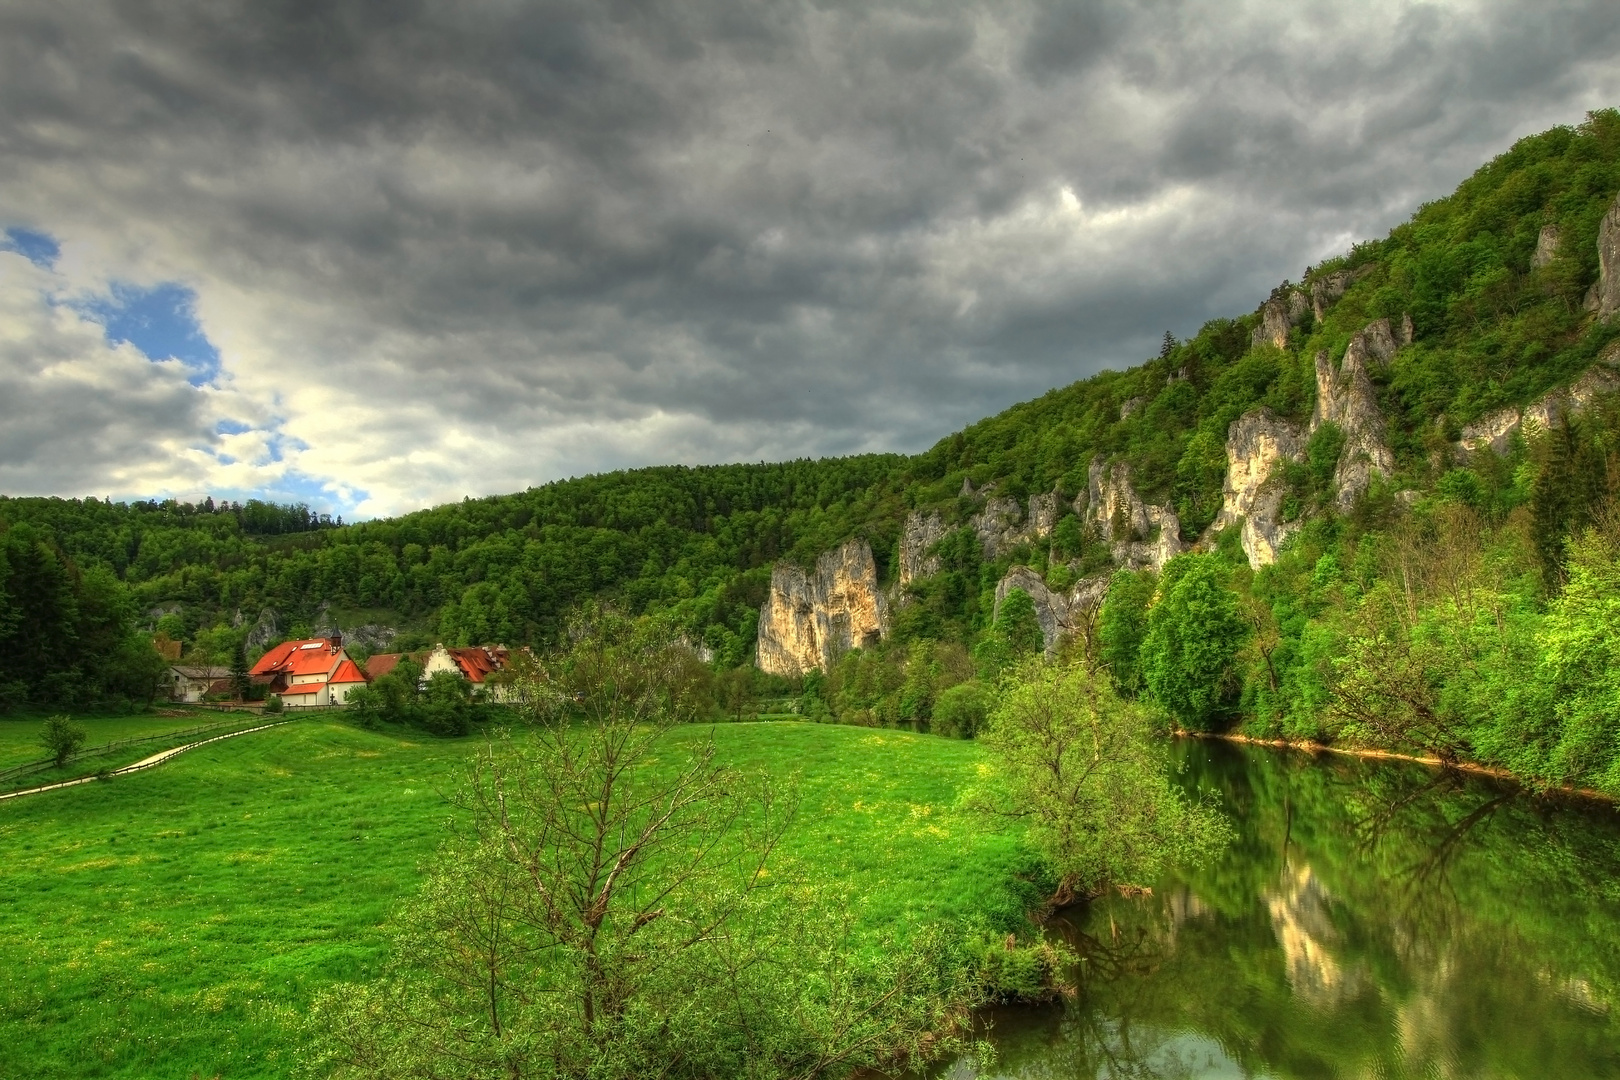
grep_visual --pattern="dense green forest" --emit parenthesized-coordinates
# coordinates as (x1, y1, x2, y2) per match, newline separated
(5, 112, 1620, 791)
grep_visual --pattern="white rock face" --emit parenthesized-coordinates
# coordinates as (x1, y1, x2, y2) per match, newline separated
(992, 566, 1111, 656)
(1460, 356, 1620, 456)
(1213, 408, 1308, 570)
(1313, 320, 1397, 513)
(756, 539, 889, 676)
(1594, 194, 1620, 320)
(897, 510, 947, 585)
(1532, 223, 1562, 269)
(969, 490, 1064, 558)
(1082, 458, 1184, 570)
(1252, 288, 1312, 349)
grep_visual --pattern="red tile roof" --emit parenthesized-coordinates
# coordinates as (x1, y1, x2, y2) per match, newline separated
(250, 638, 344, 678)
(447, 646, 507, 683)
(279, 682, 326, 696)
(329, 659, 367, 684)
(364, 653, 403, 679)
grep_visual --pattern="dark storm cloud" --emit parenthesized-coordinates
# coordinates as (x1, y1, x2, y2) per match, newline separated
(0, 0, 1615, 514)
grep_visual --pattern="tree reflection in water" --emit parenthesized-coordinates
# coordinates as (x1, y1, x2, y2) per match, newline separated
(946, 740, 1620, 1078)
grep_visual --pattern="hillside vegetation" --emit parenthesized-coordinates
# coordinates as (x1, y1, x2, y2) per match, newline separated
(4, 112, 1620, 789)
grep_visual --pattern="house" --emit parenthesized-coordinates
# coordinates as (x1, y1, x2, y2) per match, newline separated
(169, 665, 230, 703)
(422, 643, 513, 700)
(249, 636, 370, 707)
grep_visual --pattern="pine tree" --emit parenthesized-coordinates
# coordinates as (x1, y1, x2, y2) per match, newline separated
(230, 639, 252, 701)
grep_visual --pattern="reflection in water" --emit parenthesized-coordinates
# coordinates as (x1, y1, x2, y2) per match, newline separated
(947, 741, 1620, 1079)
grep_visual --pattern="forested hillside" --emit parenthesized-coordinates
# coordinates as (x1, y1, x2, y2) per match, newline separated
(5, 112, 1620, 792)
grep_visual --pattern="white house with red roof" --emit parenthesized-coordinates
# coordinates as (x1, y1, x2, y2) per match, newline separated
(422, 643, 513, 700)
(249, 636, 370, 707)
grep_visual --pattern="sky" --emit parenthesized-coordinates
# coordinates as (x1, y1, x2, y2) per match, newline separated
(1, 1, 1617, 520)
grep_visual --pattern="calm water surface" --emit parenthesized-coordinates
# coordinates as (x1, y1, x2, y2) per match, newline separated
(947, 740, 1620, 1079)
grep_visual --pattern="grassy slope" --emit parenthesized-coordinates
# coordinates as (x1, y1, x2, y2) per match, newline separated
(0, 720, 1026, 1080)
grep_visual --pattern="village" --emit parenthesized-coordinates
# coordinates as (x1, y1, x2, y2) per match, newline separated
(165, 638, 516, 708)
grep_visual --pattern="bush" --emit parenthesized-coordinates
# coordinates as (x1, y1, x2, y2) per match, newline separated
(39, 714, 86, 767)
(264, 695, 284, 714)
(932, 681, 988, 739)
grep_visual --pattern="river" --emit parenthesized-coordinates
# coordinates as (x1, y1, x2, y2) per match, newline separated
(945, 739, 1620, 1079)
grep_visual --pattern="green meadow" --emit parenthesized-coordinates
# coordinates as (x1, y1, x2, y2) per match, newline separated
(0, 719, 1031, 1080)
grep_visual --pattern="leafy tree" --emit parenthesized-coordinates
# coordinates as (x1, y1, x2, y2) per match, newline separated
(309, 609, 974, 1078)
(1141, 556, 1247, 730)
(1098, 570, 1155, 696)
(996, 588, 1044, 658)
(1534, 518, 1620, 791)
(931, 681, 988, 739)
(975, 658, 1229, 905)
(39, 714, 86, 767)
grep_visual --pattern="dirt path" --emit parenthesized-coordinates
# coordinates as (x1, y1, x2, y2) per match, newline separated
(0, 719, 296, 802)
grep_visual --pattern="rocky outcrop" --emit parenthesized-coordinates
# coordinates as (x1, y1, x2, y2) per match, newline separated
(1586, 193, 1620, 320)
(992, 566, 1111, 656)
(1532, 223, 1562, 269)
(1309, 264, 1374, 320)
(1216, 318, 1402, 567)
(897, 511, 948, 585)
(1252, 287, 1311, 349)
(756, 539, 889, 676)
(1460, 356, 1620, 455)
(244, 607, 280, 652)
(1313, 320, 1397, 513)
(1081, 458, 1184, 570)
(969, 490, 1066, 559)
(1212, 408, 1308, 570)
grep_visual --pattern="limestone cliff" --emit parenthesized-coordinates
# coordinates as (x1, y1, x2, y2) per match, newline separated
(1251, 286, 1311, 349)
(1212, 408, 1308, 570)
(1460, 350, 1620, 456)
(1309, 264, 1374, 320)
(756, 539, 889, 676)
(897, 510, 947, 585)
(1215, 318, 1400, 567)
(1313, 319, 1396, 513)
(1082, 458, 1184, 570)
(969, 490, 1064, 559)
(1586, 192, 1620, 320)
(992, 566, 1110, 656)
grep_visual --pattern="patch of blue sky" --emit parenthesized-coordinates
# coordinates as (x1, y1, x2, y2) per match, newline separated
(215, 419, 254, 435)
(1, 226, 59, 268)
(76, 281, 222, 386)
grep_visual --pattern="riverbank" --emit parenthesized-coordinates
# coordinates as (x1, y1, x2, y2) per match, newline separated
(1178, 729, 1620, 807)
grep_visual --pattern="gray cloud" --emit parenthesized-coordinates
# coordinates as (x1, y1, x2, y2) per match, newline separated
(0, 0, 1616, 515)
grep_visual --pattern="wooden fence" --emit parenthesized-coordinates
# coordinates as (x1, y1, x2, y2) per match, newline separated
(0, 715, 275, 786)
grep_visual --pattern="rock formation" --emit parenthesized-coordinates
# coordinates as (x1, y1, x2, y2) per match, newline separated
(968, 489, 1066, 559)
(1216, 318, 1402, 567)
(1532, 223, 1562, 269)
(1251, 287, 1311, 349)
(1212, 408, 1308, 570)
(1586, 193, 1620, 320)
(897, 510, 948, 585)
(1460, 355, 1620, 456)
(245, 607, 280, 652)
(1313, 320, 1396, 513)
(1081, 458, 1184, 570)
(756, 539, 889, 676)
(1309, 264, 1374, 321)
(992, 566, 1110, 656)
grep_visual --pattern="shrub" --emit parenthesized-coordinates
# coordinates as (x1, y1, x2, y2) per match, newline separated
(39, 714, 86, 767)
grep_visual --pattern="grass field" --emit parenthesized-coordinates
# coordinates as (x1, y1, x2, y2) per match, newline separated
(0, 719, 1030, 1079)
(0, 711, 242, 768)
